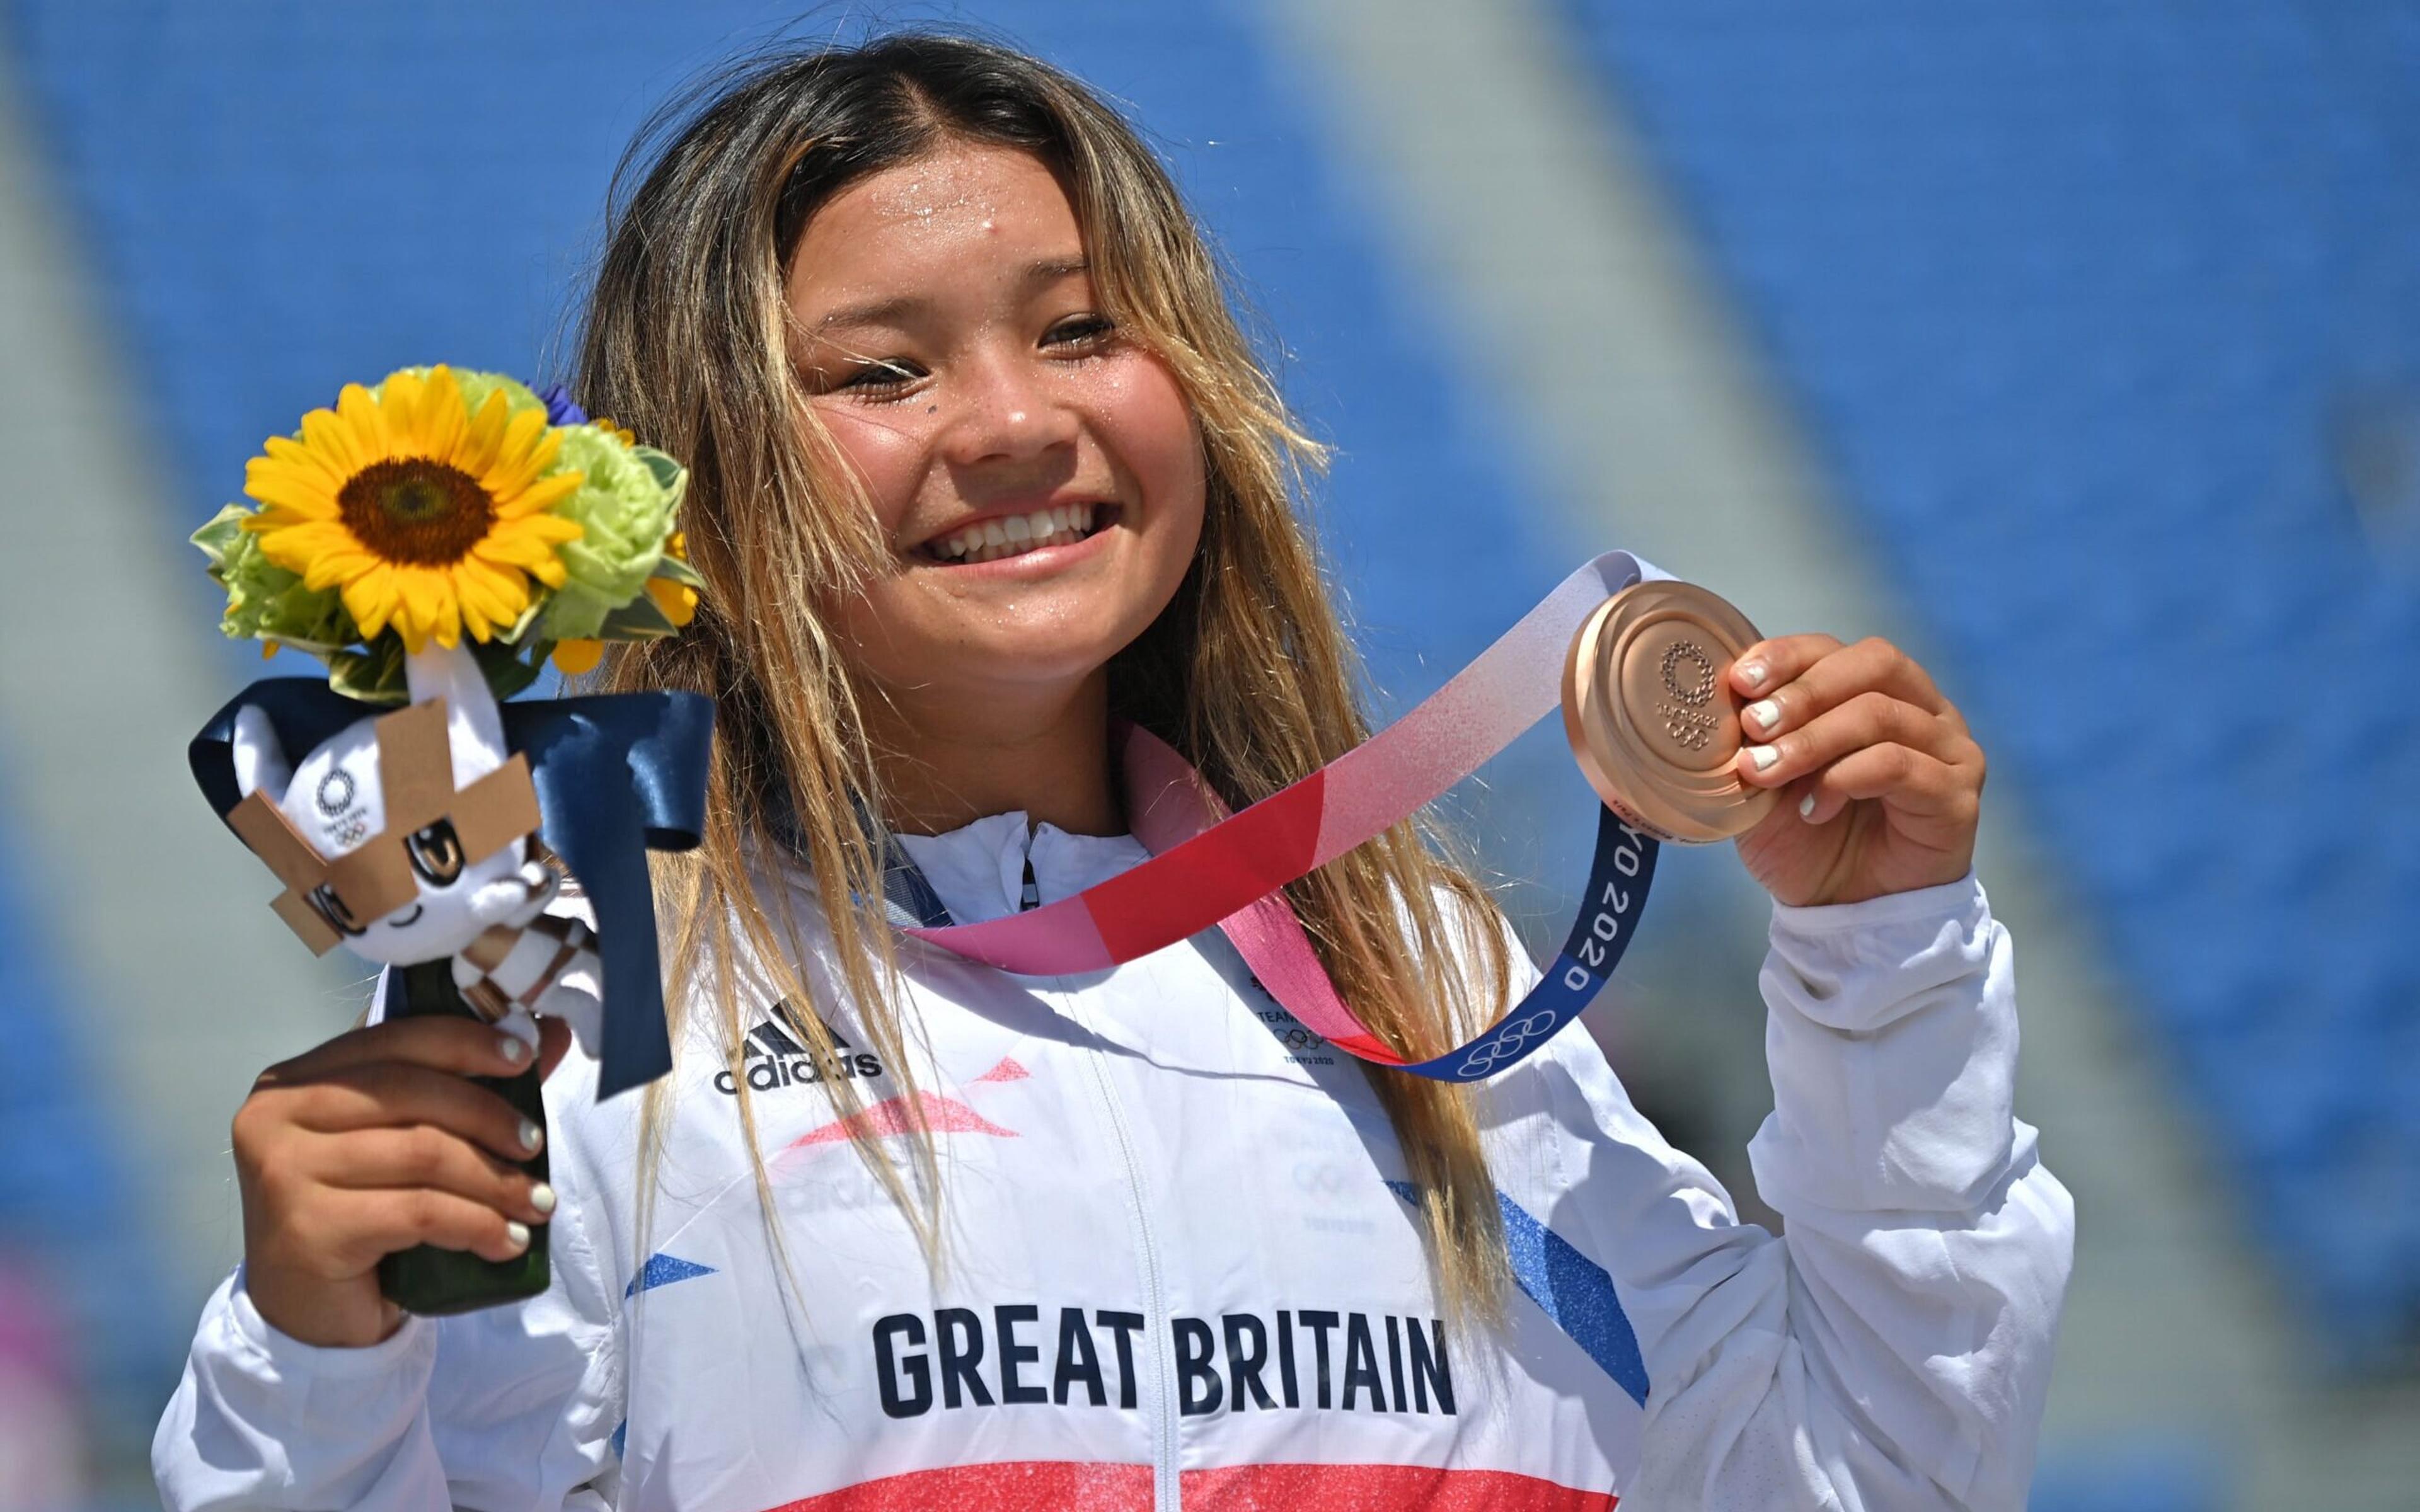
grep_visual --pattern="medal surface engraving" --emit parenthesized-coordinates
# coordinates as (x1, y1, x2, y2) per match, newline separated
(1562, 580, 1777, 844)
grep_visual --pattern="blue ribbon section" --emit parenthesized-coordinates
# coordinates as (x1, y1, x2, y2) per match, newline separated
(190, 679, 714, 1098)
(1396, 806, 1661, 1082)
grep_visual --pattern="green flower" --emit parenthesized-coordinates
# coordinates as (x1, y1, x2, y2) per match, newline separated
(192, 502, 352, 655)
(536, 425, 689, 642)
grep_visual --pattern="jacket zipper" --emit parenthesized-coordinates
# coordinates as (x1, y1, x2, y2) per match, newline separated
(1078, 1022, 1180, 1511)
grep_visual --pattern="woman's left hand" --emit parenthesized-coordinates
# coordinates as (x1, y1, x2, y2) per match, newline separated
(1726, 634, 1986, 908)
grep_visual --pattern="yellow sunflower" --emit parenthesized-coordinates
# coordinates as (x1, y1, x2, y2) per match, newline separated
(240, 366, 585, 652)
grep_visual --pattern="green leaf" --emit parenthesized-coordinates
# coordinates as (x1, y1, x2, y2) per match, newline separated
(651, 554, 705, 588)
(472, 638, 545, 701)
(328, 638, 409, 704)
(596, 593, 677, 640)
(191, 503, 249, 566)
(637, 447, 686, 495)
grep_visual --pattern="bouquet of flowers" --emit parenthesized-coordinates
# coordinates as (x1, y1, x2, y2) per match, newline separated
(185, 365, 714, 1315)
(192, 364, 701, 697)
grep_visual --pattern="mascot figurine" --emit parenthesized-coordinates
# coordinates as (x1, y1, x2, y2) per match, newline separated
(188, 367, 713, 1315)
(222, 643, 605, 1056)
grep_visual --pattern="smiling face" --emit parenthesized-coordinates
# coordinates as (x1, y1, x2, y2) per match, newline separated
(785, 142, 1207, 733)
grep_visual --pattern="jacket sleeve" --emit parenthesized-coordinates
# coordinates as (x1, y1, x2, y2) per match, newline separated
(1532, 873, 2073, 1511)
(152, 1084, 623, 1511)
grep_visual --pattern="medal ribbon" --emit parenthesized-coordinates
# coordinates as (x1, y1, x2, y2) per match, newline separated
(905, 551, 1670, 1081)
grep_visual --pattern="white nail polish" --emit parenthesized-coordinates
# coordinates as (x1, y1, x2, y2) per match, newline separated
(519, 1118, 544, 1154)
(505, 1221, 531, 1251)
(497, 1034, 530, 1066)
(1799, 793, 1818, 820)
(1739, 661, 1768, 690)
(531, 1183, 557, 1215)
(1746, 699, 1780, 732)
(1748, 745, 1780, 772)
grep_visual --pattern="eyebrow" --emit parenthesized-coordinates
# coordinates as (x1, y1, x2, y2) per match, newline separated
(811, 257, 1092, 334)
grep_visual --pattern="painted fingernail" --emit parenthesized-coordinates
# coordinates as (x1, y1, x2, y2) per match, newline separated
(498, 1034, 531, 1066)
(530, 1183, 557, 1216)
(518, 1118, 544, 1154)
(1745, 698, 1780, 733)
(1799, 793, 1818, 820)
(1747, 745, 1780, 772)
(505, 1220, 531, 1252)
(1737, 661, 1768, 690)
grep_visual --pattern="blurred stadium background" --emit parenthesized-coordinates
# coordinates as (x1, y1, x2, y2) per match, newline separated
(1, 2, 2415, 1508)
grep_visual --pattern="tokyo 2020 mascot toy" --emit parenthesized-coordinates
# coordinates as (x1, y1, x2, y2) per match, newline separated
(187, 367, 713, 1315)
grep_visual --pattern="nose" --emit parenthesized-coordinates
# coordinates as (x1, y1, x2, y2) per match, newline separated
(937, 345, 1079, 468)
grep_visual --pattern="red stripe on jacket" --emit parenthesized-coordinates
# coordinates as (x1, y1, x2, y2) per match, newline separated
(763, 1460, 1615, 1511)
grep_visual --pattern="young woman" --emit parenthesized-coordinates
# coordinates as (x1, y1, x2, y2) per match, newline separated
(157, 34, 2071, 1512)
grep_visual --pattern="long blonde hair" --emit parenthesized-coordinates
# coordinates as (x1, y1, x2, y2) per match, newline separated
(573, 32, 1512, 1314)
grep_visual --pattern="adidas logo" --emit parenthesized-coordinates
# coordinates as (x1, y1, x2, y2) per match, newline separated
(714, 1008, 885, 1096)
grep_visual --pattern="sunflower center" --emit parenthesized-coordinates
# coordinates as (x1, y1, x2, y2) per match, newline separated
(337, 457, 497, 565)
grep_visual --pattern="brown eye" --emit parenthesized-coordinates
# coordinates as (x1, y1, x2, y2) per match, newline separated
(309, 883, 367, 937)
(1042, 314, 1114, 350)
(836, 358, 922, 393)
(406, 819, 466, 887)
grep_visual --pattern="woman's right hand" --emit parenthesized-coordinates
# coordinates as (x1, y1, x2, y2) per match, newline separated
(231, 1014, 572, 1348)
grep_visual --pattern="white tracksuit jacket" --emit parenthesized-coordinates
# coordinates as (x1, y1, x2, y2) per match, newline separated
(156, 812, 2073, 1511)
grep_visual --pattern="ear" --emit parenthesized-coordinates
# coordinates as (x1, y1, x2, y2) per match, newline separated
(230, 704, 294, 803)
(403, 642, 509, 791)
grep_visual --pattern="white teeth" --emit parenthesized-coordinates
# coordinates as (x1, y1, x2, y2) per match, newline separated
(925, 503, 1110, 563)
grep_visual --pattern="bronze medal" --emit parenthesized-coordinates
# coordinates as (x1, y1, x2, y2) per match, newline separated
(1561, 579, 1777, 844)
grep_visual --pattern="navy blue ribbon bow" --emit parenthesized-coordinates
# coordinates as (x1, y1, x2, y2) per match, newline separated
(190, 679, 715, 1098)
